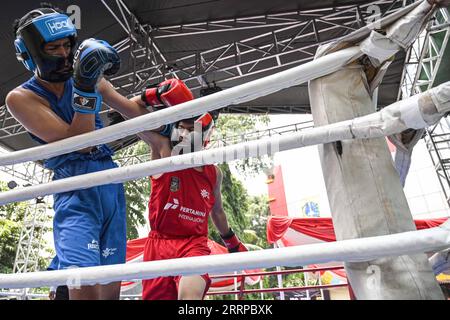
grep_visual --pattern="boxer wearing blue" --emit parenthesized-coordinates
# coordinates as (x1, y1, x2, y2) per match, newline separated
(22, 76, 126, 270)
(7, 4, 154, 299)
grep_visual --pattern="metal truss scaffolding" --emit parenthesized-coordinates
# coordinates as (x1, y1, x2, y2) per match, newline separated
(399, 6, 450, 206)
(425, 119, 450, 206)
(0, 160, 52, 299)
(13, 198, 50, 274)
(103, 0, 413, 94)
(113, 119, 315, 164)
(0, 1, 414, 145)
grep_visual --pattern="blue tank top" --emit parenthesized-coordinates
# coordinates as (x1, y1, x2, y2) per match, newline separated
(21, 76, 114, 170)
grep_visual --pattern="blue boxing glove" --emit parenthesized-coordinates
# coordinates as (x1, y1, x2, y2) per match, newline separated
(72, 38, 121, 114)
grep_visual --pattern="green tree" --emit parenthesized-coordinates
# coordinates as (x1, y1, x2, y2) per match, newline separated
(0, 181, 51, 274)
(113, 141, 151, 239)
(0, 181, 27, 273)
(208, 163, 249, 244)
(124, 178, 150, 239)
(0, 219, 21, 273)
(0, 182, 28, 221)
(203, 114, 277, 300)
(244, 195, 270, 249)
(214, 114, 273, 177)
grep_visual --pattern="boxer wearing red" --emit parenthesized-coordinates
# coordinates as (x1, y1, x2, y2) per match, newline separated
(142, 166, 216, 300)
(136, 79, 248, 300)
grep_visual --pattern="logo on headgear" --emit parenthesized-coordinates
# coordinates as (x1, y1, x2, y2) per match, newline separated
(45, 17, 72, 35)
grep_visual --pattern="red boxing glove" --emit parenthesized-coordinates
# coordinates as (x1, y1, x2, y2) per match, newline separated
(141, 79, 194, 107)
(220, 228, 248, 253)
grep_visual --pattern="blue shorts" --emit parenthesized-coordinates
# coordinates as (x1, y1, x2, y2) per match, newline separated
(51, 155, 126, 269)
(47, 255, 59, 271)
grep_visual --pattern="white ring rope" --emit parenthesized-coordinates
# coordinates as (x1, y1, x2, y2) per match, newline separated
(1, 220, 449, 289)
(0, 47, 362, 167)
(0, 91, 437, 206)
(0, 292, 47, 298)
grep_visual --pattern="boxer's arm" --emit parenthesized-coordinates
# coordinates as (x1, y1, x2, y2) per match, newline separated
(210, 166, 231, 236)
(98, 79, 171, 159)
(211, 166, 248, 253)
(98, 79, 149, 118)
(6, 88, 95, 144)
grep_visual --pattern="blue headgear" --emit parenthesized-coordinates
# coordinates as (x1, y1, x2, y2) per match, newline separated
(14, 8, 77, 82)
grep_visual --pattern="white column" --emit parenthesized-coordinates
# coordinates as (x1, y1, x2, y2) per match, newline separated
(308, 62, 443, 299)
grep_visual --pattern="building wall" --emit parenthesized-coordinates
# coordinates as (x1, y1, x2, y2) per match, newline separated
(273, 140, 449, 219)
(404, 140, 450, 218)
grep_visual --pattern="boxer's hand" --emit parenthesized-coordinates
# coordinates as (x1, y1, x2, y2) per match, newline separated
(72, 38, 121, 114)
(220, 228, 248, 253)
(141, 78, 193, 107)
(142, 79, 194, 137)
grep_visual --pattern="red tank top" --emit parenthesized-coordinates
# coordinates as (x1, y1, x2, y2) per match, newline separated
(148, 165, 217, 237)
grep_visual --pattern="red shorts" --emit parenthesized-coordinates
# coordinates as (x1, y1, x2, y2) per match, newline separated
(142, 231, 212, 300)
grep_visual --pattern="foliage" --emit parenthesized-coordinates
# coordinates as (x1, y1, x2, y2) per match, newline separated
(215, 114, 269, 136)
(208, 174, 279, 301)
(0, 182, 28, 222)
(113, 141, 151, 239)
(244, 195, 271, 249)
(0, 181, 25, 273)
(0, 219, 21, 273)
(123, 178, 150, 239)
(208, 163, 249, 244)
(207, 170, 270, 250)
(0, 181, 51, 273)
(214, 114, 273, 177)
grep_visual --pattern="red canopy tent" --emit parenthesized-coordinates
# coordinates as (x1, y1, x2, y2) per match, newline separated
(266, 216, 449, 280)
(267, 216, 449, 244)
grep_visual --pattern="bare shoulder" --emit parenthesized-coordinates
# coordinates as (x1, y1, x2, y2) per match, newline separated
(6, 87, 28, 107)
(152, 173, 163, 180)
(6, 87, 44, 111)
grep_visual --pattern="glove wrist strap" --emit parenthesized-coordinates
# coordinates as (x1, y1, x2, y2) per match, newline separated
(141, 87, 165, 107)
(154, 124, 173, 138)
(221, 228, 240, 249)
(72, 88, 102, 114)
